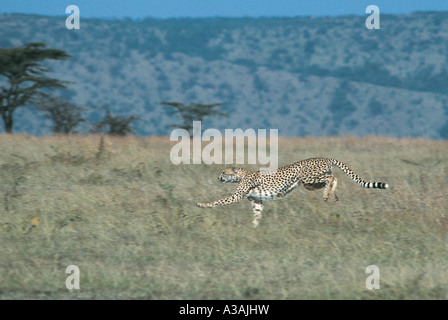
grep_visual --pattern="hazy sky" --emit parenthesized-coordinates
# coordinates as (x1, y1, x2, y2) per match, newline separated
(2, 0, 448, 19)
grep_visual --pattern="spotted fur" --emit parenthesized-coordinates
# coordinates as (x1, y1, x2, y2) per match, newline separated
(197, 157, 389, 227)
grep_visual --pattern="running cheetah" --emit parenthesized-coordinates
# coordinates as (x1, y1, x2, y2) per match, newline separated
(196, 158, 389, 227)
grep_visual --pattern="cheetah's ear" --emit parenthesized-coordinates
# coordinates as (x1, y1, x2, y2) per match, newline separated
(233, 167, 239, 173)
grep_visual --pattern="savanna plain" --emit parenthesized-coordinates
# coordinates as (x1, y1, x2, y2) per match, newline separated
(0, 135, 447, 299)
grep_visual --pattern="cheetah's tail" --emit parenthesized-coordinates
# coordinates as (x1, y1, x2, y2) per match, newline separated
(331, 159, 389, 189)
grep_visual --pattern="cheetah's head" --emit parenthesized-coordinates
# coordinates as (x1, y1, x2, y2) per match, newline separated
(218, 167, 247, 183)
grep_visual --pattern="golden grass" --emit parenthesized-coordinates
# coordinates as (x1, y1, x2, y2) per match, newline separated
(0, 134, 447, 299)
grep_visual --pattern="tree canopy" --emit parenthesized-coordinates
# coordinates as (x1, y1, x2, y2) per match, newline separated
(0, 42, 71, 133)
(161, 101, 226, 134)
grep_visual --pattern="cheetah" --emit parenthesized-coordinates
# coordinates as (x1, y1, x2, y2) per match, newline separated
(196, 157, 389, 227)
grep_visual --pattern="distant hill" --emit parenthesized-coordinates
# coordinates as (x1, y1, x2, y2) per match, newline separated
(1, 13, 448, 138)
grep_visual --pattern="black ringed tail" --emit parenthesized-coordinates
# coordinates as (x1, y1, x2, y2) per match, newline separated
(330, 159, 389, 189)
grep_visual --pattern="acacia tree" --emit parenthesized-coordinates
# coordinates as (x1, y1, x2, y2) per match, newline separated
(92, 106, 138, 136)
(37, 96, 86, 134)
(0, 42, 71, 133)
(161, 101, 226, 134)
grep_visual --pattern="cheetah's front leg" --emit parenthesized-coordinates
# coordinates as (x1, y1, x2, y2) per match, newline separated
(196, 193, 245, 208)
(323, 175, 338, 202)
(196, 194, 242, 208)
(197, 183, 251, 208)
(250, 199, 264, 228)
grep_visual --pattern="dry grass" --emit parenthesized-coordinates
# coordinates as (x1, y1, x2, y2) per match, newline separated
(0, 134, 447, 299)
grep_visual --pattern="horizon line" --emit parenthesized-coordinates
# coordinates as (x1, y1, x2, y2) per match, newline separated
(1, 10, 448, 21)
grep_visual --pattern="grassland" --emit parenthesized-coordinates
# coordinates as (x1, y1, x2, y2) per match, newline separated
(0, 135, 447, 299)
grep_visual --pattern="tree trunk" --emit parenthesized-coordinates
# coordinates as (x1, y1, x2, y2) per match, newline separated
(5, 118, 13, 133)
(1, 110, 14, 134)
